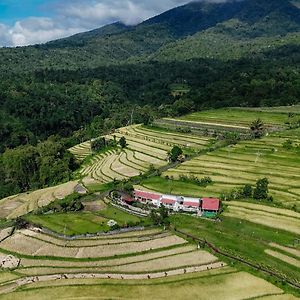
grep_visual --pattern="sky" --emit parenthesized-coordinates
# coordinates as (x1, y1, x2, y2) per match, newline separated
(0, 0, 192, 47)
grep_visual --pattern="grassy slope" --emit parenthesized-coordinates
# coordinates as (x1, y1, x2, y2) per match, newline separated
(170, 214, 300, 288)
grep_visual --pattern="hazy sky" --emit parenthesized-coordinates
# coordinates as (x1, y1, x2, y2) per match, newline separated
(0, 0, 192, 47)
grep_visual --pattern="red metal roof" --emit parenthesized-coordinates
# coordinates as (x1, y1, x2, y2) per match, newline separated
(134, 190, 161, 200)
(202, 198, 220, 211)
(183, 201, 199, 208)
(161, 198, 176, 204)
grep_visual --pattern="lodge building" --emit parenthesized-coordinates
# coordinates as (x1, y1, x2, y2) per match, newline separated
(123, 190, 220, 217)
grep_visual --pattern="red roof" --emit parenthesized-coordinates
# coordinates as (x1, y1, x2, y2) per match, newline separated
(202, 198, 220, 211)
(161, 198, 176, 205)
(122, 196, 135, 203)
(134, 190, 161, 201)
(183, 201, 199, 208)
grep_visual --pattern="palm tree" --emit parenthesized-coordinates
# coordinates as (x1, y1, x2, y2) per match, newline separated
(250, 118, 265, 138)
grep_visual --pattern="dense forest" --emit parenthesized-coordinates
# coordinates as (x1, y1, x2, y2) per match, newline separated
(0, 0, 300, 199)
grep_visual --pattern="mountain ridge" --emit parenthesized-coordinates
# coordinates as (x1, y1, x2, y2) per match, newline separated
(1, 0, 300, 73)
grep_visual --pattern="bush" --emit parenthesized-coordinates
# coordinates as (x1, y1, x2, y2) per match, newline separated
(119, 136, 127, 148)
(242, 184, 253, 198)
(38, 193, 84, 214)
(91, 137, 106, 152)
(253, 178, 269, 200)
(178, 174, 213, 187)
(168, 146, 183, 162)
(282, 139, 293, 150)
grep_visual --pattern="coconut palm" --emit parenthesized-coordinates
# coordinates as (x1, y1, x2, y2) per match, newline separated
(250, 118, 265, 138)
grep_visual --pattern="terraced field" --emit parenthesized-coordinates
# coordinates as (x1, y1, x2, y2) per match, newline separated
(69, 141, 92, 161)
(71, 125, 210, 186)
(224, 201, 300, 235)
(169, 107, 300, 128)
(0, 181, 79, 220)
(0, 226, 295, 300)
(0, 227, 228, 296)
(1, 269, 294, 300)
(164, 128, 300, 209)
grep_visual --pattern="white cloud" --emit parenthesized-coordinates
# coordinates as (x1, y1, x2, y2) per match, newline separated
(0, 0, 227, 47)
(7, 17, 83, 46)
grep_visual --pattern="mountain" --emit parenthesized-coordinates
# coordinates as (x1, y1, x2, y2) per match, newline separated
(44, 22, 131, 48)
(1, 0, 300, 72)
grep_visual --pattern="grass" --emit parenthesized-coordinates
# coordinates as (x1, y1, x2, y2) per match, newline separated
(0, 270, 286, 300)
(0, 271, 19, 284)
(86, 182, 115, 193)
(97, 205, 143, 225)
(169, 214, 300, 286)
(25, 212, 110, 236)
(25, 204, 147, 236)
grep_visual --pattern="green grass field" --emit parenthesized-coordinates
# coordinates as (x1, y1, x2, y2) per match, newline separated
(25, 212, 111, 235)
(25, 205, 143, 236)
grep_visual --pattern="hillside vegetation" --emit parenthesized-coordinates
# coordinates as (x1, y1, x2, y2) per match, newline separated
(0, 0, 300, 175)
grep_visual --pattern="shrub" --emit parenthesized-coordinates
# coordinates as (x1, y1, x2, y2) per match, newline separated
(119, 136, 127, 148)
(253, 178, 269, 200)
(168, 146, 183, 162)
(282, 139, 293, 150)
(242, 184, 253, 198)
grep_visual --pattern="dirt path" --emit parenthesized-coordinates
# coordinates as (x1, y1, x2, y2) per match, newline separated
(0, 262, 226, 295)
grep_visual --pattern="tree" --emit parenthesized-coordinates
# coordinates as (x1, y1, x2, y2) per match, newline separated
(123, 182, 134, 195)
(250, 118, 265, 139)
(242, 184, 253, 198)
(91, 137, 106, 152)
(150, 205, 170, 226)
(119, 136, 127, 148)
(159, 205, 170, 225)
(168, 146, 183, 162)
(253, 178, 269, 200)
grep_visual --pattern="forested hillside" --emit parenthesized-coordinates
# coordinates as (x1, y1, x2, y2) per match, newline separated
(0, 0, 300, 199)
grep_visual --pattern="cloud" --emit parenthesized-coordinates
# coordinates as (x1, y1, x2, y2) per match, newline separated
(0, 0, 232, 47)
(6, 17, 83, 46)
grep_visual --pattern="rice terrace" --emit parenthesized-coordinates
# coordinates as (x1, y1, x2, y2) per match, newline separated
(0, 106, 299, 300)
(1, 0, 300, 298)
